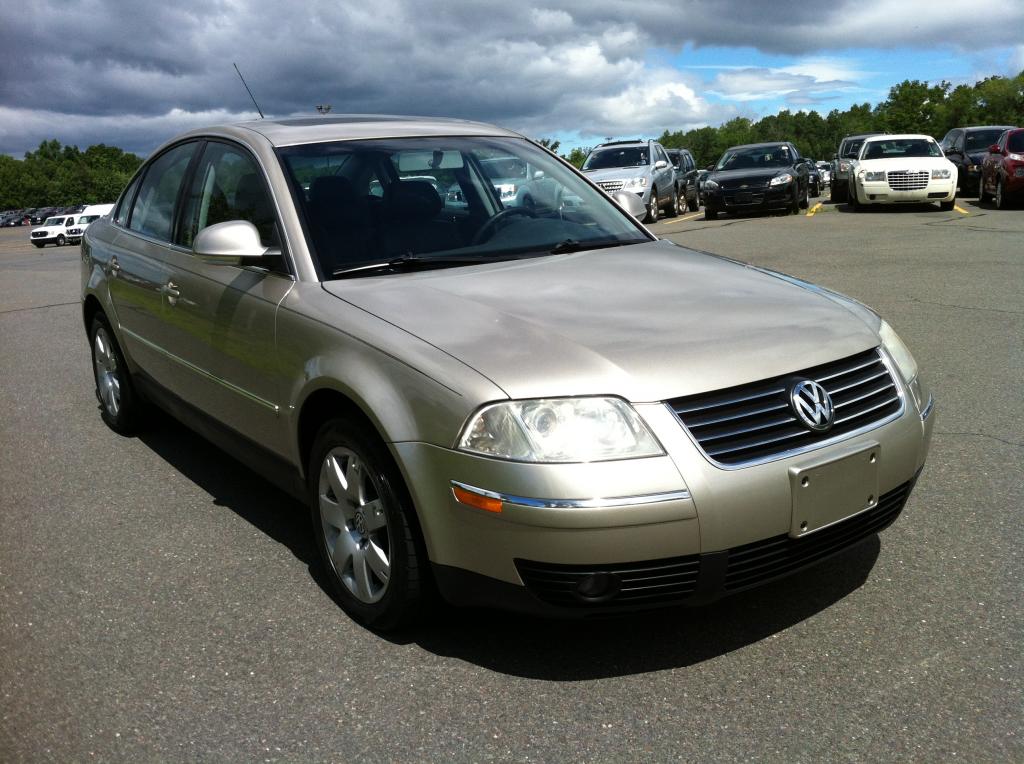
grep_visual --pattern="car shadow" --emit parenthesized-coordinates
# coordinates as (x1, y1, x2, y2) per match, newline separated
(835, 202, 947, 214)
(136, 409, 883, 680)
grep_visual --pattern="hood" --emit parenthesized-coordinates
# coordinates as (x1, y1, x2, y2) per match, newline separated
(966, 151, 989, 164)
(709, 167, 791, 188)
(582, 166, 651, 182)
(322, 241, 881, 402)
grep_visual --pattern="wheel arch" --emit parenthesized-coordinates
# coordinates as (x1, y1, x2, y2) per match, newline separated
(82, 294, 104, 337)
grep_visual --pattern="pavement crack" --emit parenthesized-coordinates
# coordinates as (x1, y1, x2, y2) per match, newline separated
(0, 300, 79, 316)
(934, 431, 1024, 448)
(905, 297, 1024, 316)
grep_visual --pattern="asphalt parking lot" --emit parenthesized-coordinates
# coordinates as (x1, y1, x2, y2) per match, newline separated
(1, 197, 1021, 762)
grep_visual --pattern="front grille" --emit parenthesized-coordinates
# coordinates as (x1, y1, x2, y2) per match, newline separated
(724, 480, 911, 591)
(669, 348, 902, 467)
(32, 231, 46, 238)
(597, 180, 624, 192)
(516, 555, 700, 608)
(725, 192, 765, 205)
(887, 171, 929, 191)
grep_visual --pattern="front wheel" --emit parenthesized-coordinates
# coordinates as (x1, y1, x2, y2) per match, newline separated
(995, 178, 1007, 210)
(939, 198, 956, 212)
(978, 175, 991, 203)
(687, 190, 699, 211)
(56, 234, 65, 246)
(830, 182, 847, 203)
(309, 419, 428, 631)
(704, 208, 718, 220)
(33, 242, 44, 248)
(645, 188, 659, 223)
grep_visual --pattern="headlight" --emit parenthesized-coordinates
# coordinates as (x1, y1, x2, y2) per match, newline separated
(931, 169, 951, 179)
(864, 171, 886, 182)
(966, 164, 978, 172)
(879, 320, 918, 385)
(457, 397, 664, 463)
(622, 177, 647, 190)
(769, 173, 793, 186)
(703, 179, 720, 191)
(1008, 152, 1024, 161)
(839, 161, 850, 172)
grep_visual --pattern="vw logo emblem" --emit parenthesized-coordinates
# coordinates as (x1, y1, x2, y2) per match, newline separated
(790, 379, 834, 432)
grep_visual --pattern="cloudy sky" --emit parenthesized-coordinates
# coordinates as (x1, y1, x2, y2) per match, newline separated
(1, 0, 1022, 158)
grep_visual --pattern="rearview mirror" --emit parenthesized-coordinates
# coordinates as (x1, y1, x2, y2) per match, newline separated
(193, 220, 276, 264)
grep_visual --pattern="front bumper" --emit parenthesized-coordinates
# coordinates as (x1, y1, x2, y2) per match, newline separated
(854, 178, 955, 205)
(395, 382, 935, 616)
(703, 182, 793, 214)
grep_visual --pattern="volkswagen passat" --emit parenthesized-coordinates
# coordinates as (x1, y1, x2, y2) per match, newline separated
(81, 116, 934, 629)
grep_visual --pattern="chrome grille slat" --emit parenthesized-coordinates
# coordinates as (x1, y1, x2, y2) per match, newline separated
(596, 180, 624, 192)
(887, 171, 929, 191)
(669, 348, 903, 467)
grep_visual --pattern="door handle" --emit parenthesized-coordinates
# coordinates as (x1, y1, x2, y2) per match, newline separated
(162, 281, 180, 306)
(109, 256, 120, 277)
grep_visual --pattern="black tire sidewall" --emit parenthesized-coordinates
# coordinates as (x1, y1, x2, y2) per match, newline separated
(307, 418, 426, 631)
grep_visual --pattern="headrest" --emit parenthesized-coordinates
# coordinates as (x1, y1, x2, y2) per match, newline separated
(384, 180, 442, 220)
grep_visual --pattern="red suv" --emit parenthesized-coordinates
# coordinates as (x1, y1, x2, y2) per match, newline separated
(979, 127, 1024, 209)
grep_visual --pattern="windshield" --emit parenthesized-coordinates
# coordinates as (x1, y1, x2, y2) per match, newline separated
(278, 136, 648, 279)
(582, 146, 649, 170)
(43, 217, 63, 226)
(966, 129, 1009, 152)
(715, 145, 793, 171)
(861, 138, 943, 160)
(1009, 132, 1024, 153)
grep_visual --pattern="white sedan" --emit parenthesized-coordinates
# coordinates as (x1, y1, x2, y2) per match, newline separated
(848, 134, 956, 211)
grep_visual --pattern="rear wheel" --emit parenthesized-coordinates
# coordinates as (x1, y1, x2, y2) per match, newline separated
(309, 419, 428, 631)
(830, 181, 847, 203)
(666, 188, 679, 217)
(90, 313, 146, 434)
(978, 174, 991, 203)
(687, 189, 699, 211)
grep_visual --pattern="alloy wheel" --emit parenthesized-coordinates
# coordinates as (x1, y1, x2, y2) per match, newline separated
(93, 327, 121, 417)
(318, 447, 391, 604)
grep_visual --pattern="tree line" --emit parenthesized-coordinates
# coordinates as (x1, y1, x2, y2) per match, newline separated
(559, 72, 1024, 168)
(2, 72, 1020, 208)
(0, 139, 143, 209)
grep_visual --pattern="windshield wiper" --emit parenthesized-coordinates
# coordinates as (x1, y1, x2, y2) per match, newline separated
(548, 238, 644, 255)
(332, 253, 505, 279)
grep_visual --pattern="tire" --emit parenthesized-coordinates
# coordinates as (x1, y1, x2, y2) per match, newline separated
(790, 188, 801, 214)
(56, 234, 65, 246)
(646, 188, 659, 223)
(978, 175, 991, 204)
(830, 181, 847, 203)
(687, 190, 699, 211)
(939, 198, 956, 212)
(666, 188, 679, 218)
(33, 242, 44, 248)
(848, 184, 859, 211)
(309, 418, 428, 631)
(704, 209, 718, 220)
(995, 178, 1007, 210)
(798, 186, 809, 210)
(90, 313, 146, 434)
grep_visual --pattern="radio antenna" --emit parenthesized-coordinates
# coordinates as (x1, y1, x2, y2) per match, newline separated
(233, 62, 265, 119)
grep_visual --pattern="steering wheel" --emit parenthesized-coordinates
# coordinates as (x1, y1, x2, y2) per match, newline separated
(471, 206, 536, 245)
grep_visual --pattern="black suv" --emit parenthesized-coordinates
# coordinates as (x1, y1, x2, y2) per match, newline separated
(702, 142, 811, 220)
(939, 125, 1018, 196)
(665, 148, 701, 213)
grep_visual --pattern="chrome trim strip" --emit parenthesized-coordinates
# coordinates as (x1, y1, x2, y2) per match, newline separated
(450, 480, 690, 509)
(920, 395, 934, 421)
(121, 327, 280, 413)
(669, 347, 907, 470)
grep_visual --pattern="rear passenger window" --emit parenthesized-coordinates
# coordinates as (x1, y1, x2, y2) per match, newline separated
(129, 142, 197, 242)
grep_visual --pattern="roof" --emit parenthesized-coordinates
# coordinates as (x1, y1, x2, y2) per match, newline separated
(190, 115, 523, 147)
(861, 133, 937, 142)
(723, 141, 793, 151)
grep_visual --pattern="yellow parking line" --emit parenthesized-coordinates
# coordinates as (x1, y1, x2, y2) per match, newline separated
(953, 205, 969, 215)
(806, 202, 823, 217)
(657, 212, 703, 226)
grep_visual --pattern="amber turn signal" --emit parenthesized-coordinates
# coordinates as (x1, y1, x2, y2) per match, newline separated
(452, 485, 503, 513)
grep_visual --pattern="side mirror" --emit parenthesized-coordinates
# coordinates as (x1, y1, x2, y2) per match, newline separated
(989, 144, 1002, 154)
(654, 160, 669, 170)
(832, 153, 837, 160)
(706, 164, 715, 171)
(193, 220, 275, 264)
(533, 170, 545, 180)
(611, 190, 647, 220)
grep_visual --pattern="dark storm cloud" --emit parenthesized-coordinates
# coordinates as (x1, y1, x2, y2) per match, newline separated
(0, 0, 1020, 156)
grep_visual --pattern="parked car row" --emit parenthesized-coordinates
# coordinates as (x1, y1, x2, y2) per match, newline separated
(28, 204, 114, 248)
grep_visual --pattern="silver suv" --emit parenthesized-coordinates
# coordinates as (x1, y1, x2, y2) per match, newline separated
(83, 116, 934, 630)
(581, 139, 677, 222)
